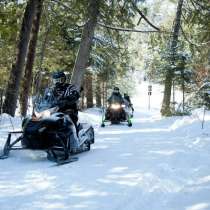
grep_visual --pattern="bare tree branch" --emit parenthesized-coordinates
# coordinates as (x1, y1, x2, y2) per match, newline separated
(98, 22, 162, 33)
(137, 16, 142, 26)
(131, 1, 160, 31)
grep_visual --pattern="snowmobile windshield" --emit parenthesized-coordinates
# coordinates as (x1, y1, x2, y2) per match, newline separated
(108, 95, 123, 105)
(34, 89, 58, 112)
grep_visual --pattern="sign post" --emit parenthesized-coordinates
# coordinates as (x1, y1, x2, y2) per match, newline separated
(148, 85, 152, 110)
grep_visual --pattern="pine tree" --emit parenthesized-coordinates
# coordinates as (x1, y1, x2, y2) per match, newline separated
(71, 0, 100, 89)
(161, 0, 184, 116)
(3, 0, 37, 116)
(20, 0, 44, 117)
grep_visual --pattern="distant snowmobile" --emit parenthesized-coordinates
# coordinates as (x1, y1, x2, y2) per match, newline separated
(0, 95, 94, 165)
(101, 87, 133, 127)
(101, 100, 133, 127)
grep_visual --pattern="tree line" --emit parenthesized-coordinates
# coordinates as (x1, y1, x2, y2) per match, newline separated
(146, 0, 210, 115)
(0, 0, 157, 116)
(0, 0, 209, 117)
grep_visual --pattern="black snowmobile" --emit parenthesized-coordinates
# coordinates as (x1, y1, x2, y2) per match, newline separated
(0, 95, 94, 164)
(101, 98, 133, 127)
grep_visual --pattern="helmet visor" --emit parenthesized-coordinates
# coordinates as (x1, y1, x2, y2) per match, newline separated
(113, 89, 119, 93)
(52, 77, 65, 85)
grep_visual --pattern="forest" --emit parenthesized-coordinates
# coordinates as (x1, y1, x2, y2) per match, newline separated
(1, 1, 210, 210)
(0, 0, 209, 116)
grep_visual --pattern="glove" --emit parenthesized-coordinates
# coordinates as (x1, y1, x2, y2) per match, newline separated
(65, 90, 80, 103)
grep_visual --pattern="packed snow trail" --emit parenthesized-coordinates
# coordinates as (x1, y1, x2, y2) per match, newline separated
(0, 82, 210, 210)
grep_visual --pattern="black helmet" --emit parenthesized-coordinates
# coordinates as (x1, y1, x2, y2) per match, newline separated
(52, 71, 66, 86)
(113, 86, 120, 93)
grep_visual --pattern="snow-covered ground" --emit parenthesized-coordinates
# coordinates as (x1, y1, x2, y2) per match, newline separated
(0, 82, 210, 210)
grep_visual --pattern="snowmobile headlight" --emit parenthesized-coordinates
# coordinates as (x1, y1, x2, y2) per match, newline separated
(34, 111, 41, 119)
(110, 104, 121, 110)
(121, 104, 126, 108)
(34, 107, 59, 120)
(34, 110, 51, 119)
(40, 110, 51, 118)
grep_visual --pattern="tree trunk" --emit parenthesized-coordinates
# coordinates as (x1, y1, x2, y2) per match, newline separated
(38, 16, 51, 71)
(70, 0, 100, 89)
(102, 81, 105, 107)
(161, 0, 184, 116)
(3, 0, 37, 116)
(80, 90, 85, 110)
(95, 75, 102, 107)
(0, 88, 4, 115)
(105, 82, 108, 107)
(20, 0, 44, 117)
(33, 25, 50, 98)
(85, 72, 94, 108)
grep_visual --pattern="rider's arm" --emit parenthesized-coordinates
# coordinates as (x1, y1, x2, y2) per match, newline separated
(63, 84, 80, 103)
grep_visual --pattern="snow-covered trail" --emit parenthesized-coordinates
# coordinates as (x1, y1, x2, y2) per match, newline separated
(0, 82, 210, 210)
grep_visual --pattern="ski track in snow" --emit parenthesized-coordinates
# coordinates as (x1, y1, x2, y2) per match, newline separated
(0, 82, 210, 210)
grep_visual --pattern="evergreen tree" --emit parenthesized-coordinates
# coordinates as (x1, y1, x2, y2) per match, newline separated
(161, 0, 184, 116)
(3, 0, 37, 116)
(20, 0, 44, 117)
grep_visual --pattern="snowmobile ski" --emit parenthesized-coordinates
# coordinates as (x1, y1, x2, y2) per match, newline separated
(55, 156, 79, 166)
(0, 153, 9, 159)
(0, 133, 23, 160)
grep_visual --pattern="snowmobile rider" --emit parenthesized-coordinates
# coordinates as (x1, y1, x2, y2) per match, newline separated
(124, 93, 134, 112)
(107, 87, 124, 104)
(47, 71, 80, 128)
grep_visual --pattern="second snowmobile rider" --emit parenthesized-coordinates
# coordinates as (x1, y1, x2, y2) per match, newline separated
(124, 93, 134, 112)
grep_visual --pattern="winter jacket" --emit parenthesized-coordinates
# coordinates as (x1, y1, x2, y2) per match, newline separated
(107, 92, 124, 104)
(45, 83, 80, 111)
